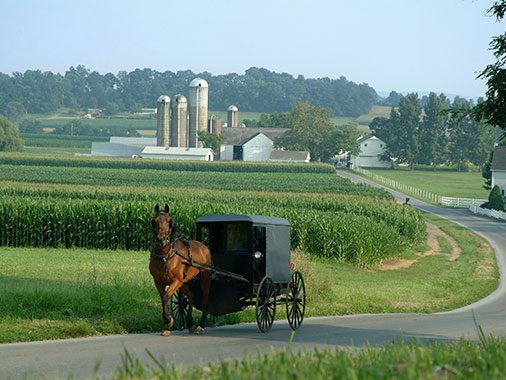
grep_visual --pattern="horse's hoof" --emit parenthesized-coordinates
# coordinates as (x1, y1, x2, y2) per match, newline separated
(165, 317, 174, 330)
(161, 330, 171, 336)
(193, 326, 205, 335)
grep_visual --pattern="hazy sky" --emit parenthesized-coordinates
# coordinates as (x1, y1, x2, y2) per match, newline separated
(0, 0, 503, 98)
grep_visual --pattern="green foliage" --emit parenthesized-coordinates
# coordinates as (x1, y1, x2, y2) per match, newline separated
(488, 185, 505, 211)
(4, 101, 27, 121)
(475, 1, 506, 132)
(0, 66, 377, 116)
(257, 112, 290, 128)
(0, 116, 23, 152)
(482, 150, 494, 190)
(52, 119, 140, 137)
(276, 103, 359, 162)
(197, 130, 222, 151)
(18, 118, 43, 133)
(20, 133, 109, 149)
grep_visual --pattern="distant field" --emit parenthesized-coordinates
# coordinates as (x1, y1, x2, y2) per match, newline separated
(39, 117, 156, 130)
(356, 105, 392, 125)
(367, 168, 489, 199)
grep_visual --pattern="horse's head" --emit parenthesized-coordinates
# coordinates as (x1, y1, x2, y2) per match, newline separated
(152, 203, 176, 248)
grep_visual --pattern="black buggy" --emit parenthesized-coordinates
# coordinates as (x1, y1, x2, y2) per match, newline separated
(170, 214, 306, 333)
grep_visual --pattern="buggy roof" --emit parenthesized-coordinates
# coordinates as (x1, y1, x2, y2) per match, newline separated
(196, 214, 290, 227)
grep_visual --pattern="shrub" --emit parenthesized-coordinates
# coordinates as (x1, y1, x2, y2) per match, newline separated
(488, 185, 505, 211)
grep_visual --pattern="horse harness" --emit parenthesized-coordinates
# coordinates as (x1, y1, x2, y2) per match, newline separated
(151, 238, 194, 279)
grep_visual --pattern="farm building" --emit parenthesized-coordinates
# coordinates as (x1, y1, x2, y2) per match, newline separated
(141, 146, 214, 161)
(219, 128, 287, 161)
(270, 150, 310, 163)
(350, 135, 389, 168)
(91, 137, 156, 157)
(491, 145, 506, 196)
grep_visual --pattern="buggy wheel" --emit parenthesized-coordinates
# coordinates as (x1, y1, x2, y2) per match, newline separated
(256, 276, 276, 333)
(169, 290, 189, 330)
(286, 271, 305, 330)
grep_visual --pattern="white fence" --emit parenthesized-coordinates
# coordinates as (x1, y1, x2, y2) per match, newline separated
(354, 167, 487, 208)
(469, 204, 506, 221)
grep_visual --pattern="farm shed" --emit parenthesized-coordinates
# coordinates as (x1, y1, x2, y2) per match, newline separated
(141, 146, 214, 161)
(91, 137, 157, 157)
(491, 145, 506, 196)
(219, 128, 287, 161)
(351, 135, 389, 168)
(269, 150, 310, 163)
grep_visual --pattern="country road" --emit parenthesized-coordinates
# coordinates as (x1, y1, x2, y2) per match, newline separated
(2, 170, 506, 379)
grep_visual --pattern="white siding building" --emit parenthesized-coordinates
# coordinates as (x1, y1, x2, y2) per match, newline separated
(491, 145, 506, 197)
(351, 135, 389, 168)
(219, 132, 274, 161)
(141, 146, 214, 161)
(91, 137, 157, 157)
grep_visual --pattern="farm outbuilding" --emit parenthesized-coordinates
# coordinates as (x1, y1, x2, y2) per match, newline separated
(269, 150, 310, 163)
(491, 145, 506, 197)
(220, 132, 274, 161)
(91, 137, 157, 157)
(141, 146, 214, 161)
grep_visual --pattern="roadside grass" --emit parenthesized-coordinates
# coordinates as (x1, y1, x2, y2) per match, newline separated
(0, 214, 496, 343)
(366, 168, 489, 200)
(115, 338, 506, 379)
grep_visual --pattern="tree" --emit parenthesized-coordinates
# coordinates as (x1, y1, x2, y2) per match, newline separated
(475, 1, 506, 132)
(488, 185, 505, 211)
(0, 116, 23, 151)
(197, 130, 223, 152)
(18, 118, 43, 133)
(275, 102, 357, 162)
(482, 150, 494, 189)
(396, 93, 421, 169)
(4, 101, 27, 121)
(418, 93, 448, 167)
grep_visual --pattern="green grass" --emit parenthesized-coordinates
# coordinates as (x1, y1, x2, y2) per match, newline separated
(115, 338, 506, 379)
(0, 213, 496, 343)
(39, 117, 156, 130)
(367, 168, 489, 199)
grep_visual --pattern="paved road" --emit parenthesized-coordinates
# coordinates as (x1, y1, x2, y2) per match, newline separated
(2, 171, 506, 379)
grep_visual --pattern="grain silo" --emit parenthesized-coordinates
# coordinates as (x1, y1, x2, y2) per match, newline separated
(157, 95, 171, 147)
(188, 78, 209, 148)
(210, 118, 222, 136)
(171, 94, 188, 147)
(227, 105, 239, 128)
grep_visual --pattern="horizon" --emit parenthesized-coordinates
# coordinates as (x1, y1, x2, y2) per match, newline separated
(0, 0, 503, 99)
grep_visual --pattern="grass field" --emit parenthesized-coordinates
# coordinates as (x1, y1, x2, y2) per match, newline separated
(367, 168, 489, 200)
(0, 213, 496, 343)
(116, 338, 506, 379)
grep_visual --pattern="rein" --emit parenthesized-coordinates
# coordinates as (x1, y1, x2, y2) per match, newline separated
(150, 238, 193, 266)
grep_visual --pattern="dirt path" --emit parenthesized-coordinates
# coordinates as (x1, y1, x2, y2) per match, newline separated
(377, 222, 461, 271)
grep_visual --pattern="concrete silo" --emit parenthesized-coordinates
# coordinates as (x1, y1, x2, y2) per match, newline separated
(171, 94, 188, 147)
(188, 78, 209, 148)
(156, 95, 171, 147)
(227, 105, 238, 128)
(209, 117, 222, 136)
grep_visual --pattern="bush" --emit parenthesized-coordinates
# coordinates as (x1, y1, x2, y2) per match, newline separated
(488, 185, 505, 211)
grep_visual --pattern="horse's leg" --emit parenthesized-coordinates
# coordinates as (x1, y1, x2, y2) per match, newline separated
(155, 282, 173, 335)
(180, 283, 195, 333)
(198, 271, 211, 330)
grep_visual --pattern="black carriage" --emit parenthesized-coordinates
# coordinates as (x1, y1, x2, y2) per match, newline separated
(170, 214, 306, 332)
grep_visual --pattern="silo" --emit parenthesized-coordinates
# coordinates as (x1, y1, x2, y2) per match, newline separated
(211, 118, 222, 136)
(188, 78, 209, 148)
(156, 95, 171, 147)
(171, 94, 188, 147)
(227, 105, 239, 128)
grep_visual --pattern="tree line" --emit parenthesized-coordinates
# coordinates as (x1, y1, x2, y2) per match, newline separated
(370, 93, 496, 170)
(0, 66, 377, 117)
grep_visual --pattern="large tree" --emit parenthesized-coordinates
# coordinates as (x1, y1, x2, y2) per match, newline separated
(475, 1, 506, 134)
(0, 116, 23, 152)
(418, 93, 448, 167)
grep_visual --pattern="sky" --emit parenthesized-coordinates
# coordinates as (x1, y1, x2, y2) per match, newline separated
(0, 0, 503, 98)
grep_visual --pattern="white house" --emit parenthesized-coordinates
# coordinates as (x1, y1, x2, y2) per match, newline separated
(270, 150, 310, 163)
(141, 147, 214, 161)
(491, 145, 506, 197)
(350, 135, 389, 168)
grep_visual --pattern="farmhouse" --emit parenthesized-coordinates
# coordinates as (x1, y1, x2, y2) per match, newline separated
(350, 135, 389, 169)
(491, 145, 506, 196)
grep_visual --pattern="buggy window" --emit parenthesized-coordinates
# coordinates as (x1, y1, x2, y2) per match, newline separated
(226, 223, 251, 252)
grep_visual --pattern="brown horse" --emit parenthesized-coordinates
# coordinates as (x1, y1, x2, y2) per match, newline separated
(149, 203, 212, 335)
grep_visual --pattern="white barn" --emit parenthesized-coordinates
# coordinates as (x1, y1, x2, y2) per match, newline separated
(220, 132, 274, 161)
(491, 145, 506, 197)
(351, 135, 389, 168)
(141, 147, 214, 161)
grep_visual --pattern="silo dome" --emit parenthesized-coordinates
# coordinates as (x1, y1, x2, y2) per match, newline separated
(227, 105, 238, 112)
(189, 78, 209, 88)
(157, 95, 171, 103)
(174, 94, 187, 103)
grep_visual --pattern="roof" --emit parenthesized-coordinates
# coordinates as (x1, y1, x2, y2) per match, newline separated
(491, 145, 506, 171)
(173, 94, 187, 103)
(270, 150, 310, 161)
(357, 135, 385, 144)
(189, 78, 209, 88)
(157, 95, 170, 103)
(109, 137, 157, 146)
(196, 214, 290, 226)
(227, 105, 238, 112)
(221, 127, 288, 145)
(141, 146, 213, 156)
